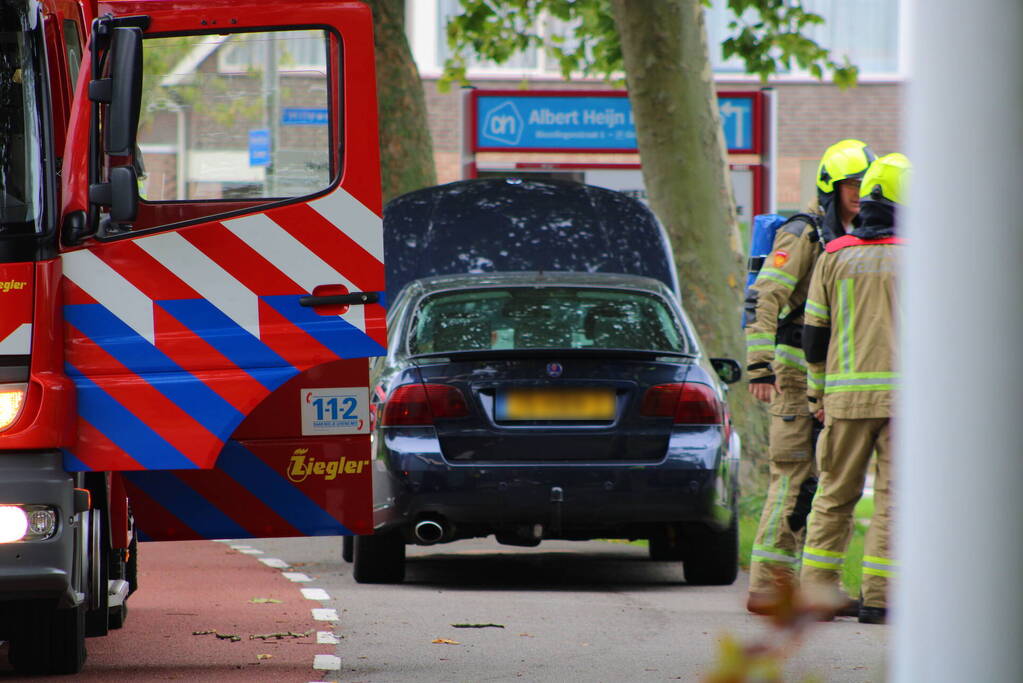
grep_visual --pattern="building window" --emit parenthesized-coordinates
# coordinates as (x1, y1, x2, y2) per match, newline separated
(704, 0, 901, 76)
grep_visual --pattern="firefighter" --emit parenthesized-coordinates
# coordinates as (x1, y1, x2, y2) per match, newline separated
(744, 139, 876, 615)
(800, 153, 911, 624)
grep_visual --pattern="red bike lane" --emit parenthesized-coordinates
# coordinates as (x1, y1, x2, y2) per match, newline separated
(0, 540, 334, 681)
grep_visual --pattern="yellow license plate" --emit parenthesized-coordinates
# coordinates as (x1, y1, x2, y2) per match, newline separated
(499, 388, 616, 421)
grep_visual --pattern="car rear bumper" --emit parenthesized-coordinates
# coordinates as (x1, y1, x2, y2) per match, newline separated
(373, 426, 739, 539)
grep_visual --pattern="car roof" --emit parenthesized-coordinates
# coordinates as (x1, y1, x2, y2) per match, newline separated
(403, 270, 677, 299)
(383, 178, 680, 304)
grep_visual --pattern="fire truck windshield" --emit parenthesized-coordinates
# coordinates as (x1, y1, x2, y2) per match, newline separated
(0, 0, 44, 240)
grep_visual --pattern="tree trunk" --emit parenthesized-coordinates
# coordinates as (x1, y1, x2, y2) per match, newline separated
(365, 0, 437, 202)
(609, 0, 767, 469)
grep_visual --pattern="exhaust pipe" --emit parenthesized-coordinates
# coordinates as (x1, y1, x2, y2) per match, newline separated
(413, 519, 445, 545)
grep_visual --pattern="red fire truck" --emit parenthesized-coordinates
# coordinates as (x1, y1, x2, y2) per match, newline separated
(0, 0, 384, 673)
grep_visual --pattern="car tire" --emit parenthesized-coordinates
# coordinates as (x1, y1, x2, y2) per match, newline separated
(342, 535, 354, 563)
(648, 525, 685, 561)
(353, 531, 406, 584)
(9, 602, 87, 675)
(681, 517, 739, 586)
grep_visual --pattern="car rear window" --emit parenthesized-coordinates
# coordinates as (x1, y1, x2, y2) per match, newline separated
(408, 287, 689, 355)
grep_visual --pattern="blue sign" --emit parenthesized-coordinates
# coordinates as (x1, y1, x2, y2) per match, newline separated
(718, 97, 755, 152)
(249, 129, 270, 167)
(281, 107, 328, 126)
(475, 93, 756, 153)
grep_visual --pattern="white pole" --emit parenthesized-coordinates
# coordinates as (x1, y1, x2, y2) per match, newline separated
(894, 1, 1023, 681)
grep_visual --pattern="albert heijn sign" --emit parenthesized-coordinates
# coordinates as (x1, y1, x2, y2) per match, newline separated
(471, 89, 763, 154)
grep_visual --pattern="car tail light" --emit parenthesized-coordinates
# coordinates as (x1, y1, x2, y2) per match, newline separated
(0, 383, 27, 432)
(641, 382, 723, 425)
(381, 384, 469, 426)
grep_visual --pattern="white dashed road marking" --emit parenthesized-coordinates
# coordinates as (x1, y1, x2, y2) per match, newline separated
(313, 654, 342, 670)
(258, 557, 290, 569)
(301, 588, 331, 601)
(317, 631, 340, 645)
(227, 542, 341, 677)
(312, 608, 339, 621)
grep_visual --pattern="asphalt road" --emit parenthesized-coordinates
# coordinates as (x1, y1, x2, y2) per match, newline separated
(0, 537, 889, 681)
(248, 536, 889, 682)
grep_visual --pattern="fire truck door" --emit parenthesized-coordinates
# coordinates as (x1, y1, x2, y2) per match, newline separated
(59, 2, 383, 539)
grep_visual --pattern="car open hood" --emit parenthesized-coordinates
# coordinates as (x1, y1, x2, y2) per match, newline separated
(382, 178, 679, 304)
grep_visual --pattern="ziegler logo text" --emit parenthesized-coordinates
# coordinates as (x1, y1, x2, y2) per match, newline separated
(0, 280, 27, 293)
(287, 454, 368, 483)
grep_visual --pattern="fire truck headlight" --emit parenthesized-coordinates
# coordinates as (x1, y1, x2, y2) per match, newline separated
(0, 383, 27, 431)
(27, 508, 58, 539)
(0, 505, 58, 543)
(0, 506, 29, 543)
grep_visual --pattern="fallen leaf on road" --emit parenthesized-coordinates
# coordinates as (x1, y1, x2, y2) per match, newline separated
(518, 633, 534, 638)
(250, 630, 312, 640)
(256, 654, 273, 661)
(431, 639, 461, 645)
(249, 598, 282, 604)
(451, 623, 505, 629)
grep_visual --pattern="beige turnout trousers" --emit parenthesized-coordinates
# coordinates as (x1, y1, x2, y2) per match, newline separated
(800, 417, 893, 608)
(748, 388, 817, 595)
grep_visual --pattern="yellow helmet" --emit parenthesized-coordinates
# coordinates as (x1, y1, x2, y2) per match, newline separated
(816, 139, 876, 194)
(860, 153, 912, 206)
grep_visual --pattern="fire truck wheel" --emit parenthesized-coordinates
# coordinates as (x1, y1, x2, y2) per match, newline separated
(353, 532, 405, 584)
(84, 509, 110, 638)
(108, 602, 128, 630)
(8, 602, 87, 675)
(342, 535, 354, 563)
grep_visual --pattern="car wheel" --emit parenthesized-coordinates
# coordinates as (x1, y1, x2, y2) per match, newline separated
(342, 535, 354, 563)
(353, 531, 406, 584)
(681, 517, 739, 586)
(648, 524, 685, 561)
(9, 602, 87, 675)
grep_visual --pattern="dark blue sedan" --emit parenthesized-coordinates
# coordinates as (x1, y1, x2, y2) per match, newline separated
(351, 270, 742, 585)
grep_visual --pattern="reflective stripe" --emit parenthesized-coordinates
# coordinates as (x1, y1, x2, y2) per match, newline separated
(752, 546, 799, 565)
(803, 546, 844, 571)
(826, 384, 897, 394)
(759, 267, 797, 286)
(775, 344, 807, 370)
(807, 368, 825, 391)
(761, 265, 797, 290)
(805, 298, 829, 320)
(826, 372, 899, 392)
(827, 376, 898, 388)
(746, 332, 774, 353)
(862, 555, 897, 578)
(757, 268, 797, 291)
(828, 372, 899, 380)
(838, 279, 855, 374)
(763, 476, 790, 549)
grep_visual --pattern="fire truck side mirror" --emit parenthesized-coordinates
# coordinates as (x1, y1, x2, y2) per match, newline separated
(87, 165, 139, 228)
(104, 27, 143, 157)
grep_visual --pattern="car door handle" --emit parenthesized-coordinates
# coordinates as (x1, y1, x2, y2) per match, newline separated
(299, 291, 380, 307)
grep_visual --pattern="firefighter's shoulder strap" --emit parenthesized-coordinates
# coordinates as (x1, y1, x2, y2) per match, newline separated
(825, 235, 906, 253)
(772, 213, 821, 329)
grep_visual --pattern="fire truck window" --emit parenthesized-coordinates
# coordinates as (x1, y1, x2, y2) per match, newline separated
(136, 29, 333, 208)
